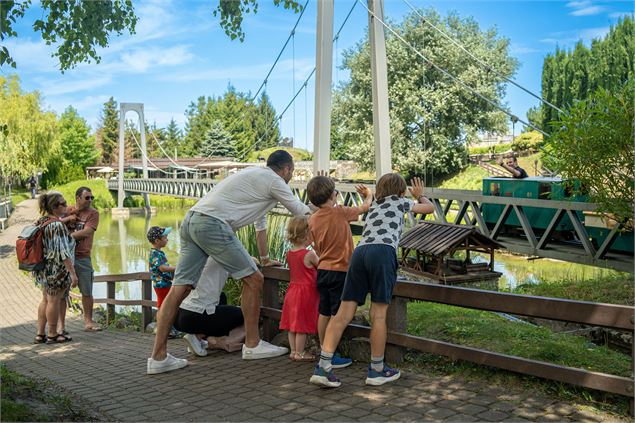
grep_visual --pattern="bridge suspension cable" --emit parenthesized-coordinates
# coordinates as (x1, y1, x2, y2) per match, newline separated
(402, 0, 564, 116)
(357, 0, 549, 137)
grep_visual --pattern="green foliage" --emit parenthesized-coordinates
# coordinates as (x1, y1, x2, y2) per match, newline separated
(181, 86, 281, 161)
(214, 0, 303, 41)
(541, 17, 634, 128)
(95, 97, 119, 164)
(200, 120, 235, 157)
(2, 0, 137, 71)
(125, 194, 197, 210)
(511, 130, 543, 152)
(51, 179, 115, 210)
(164, 118, 183, 157)
(331, 8, 517, 178)
(467, 143, 513, 155)
(10, 189, 31, 208)
(245, 146, 312, 163)
(544, 80, 634, 223)
(512, 275, 633, 306)
(438, 164, 489, 190)
(525, 105, 543, 131)
(58, 106, 99, 168)
(407, 302, 631, 377)
(0, 75, 58, 183)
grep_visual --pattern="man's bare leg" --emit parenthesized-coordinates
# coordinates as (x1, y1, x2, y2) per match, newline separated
(151, 285, 192, 360)
(240, 270, 264, 348)
(317, 314, 330, 347)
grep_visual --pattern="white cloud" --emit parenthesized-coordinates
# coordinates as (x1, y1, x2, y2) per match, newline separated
(571, 6, 605, 16)
(609, 11, 634, 18)
(540, 26, 610, 46)
(566, 1, 591, 8)
(510, 43, 540, 55)
(1, 38, 58, 72)
(39, 76, 112, 96)
(117, 45, 194, 73)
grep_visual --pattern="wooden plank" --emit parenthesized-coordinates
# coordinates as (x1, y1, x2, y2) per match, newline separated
(94, 298, 156, 307)
(94, 272, 151, 283)
(393, 280, 634, 330)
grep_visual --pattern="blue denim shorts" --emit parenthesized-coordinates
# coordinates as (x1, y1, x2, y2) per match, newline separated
(173, 211, 258, 287)
(341, 244, 398, 305)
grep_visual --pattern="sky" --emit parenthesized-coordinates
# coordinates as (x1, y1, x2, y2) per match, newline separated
(3, 0, 633, 153)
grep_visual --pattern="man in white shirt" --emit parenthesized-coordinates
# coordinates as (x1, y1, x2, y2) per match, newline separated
(148, 150, 311, 374)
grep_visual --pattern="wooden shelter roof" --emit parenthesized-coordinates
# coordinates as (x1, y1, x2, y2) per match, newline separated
(399, 221, 503, 256)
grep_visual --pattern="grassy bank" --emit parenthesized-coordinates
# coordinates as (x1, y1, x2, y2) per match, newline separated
(0, 365, 103, 421)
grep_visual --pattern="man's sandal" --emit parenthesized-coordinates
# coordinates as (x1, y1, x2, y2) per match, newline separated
(46, 334, 72, 344)
(34, 334, 46, 344)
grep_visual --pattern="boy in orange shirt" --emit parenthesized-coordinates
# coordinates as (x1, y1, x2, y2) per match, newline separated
(307, 176, 372, 368)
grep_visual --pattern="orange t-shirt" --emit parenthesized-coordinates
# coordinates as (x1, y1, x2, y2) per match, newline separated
(309, 205, 364, 272)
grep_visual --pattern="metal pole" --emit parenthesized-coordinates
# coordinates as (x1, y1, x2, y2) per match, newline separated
(138, 105, 151, 211)
(313, 0, 334, 175)
(368, 0, 392, 178)
(117, 107, 126, 208)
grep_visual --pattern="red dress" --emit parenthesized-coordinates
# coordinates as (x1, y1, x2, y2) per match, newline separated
(280, 248, 319, 334)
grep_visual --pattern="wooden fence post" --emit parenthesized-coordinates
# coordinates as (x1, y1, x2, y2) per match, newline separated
(141, 278, 153, 332)
(262, 277, 281, 342)
(106, 281, 116, 324)
(385, 296, 408, 364)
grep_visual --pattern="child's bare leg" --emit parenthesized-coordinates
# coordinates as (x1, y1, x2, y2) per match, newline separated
(288, 332, 297, 358)
(317, 314, 330, 347)
(294, 333, 307, 354)
(322, 301, 358, 353)
(369, 302, 389, 359)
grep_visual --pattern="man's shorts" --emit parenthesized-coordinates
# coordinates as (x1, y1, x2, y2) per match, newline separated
(316, 269, 347, 316)
(173, 211, 258, 288)
(341, 244, 397, 305)
(74, 257, 94, 297)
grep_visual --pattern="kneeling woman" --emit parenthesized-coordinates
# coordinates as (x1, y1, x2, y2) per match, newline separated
(174, 257, 245, 356)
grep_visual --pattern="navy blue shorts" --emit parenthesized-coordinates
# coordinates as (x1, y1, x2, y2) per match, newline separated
(317, 270, 347, 316)
(341, 244, 398, 305)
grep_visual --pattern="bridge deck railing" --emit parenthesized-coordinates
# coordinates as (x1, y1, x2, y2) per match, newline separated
(109, 178, 633, 272)
(260, 267, 634, 400)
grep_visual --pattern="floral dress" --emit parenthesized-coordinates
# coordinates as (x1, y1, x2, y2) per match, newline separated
(34, 217, 74, 296)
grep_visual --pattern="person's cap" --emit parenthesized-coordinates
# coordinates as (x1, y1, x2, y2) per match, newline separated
(147, 226, 172, 243)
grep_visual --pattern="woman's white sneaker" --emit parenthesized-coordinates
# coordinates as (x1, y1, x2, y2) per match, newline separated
(147, 353, 188, 374)
(242, 340, 289, 360)
(184, 334, 208, 356)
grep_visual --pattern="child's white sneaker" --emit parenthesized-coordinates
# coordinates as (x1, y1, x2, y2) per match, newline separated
(242, 340, 288, 360)
(184, 333, 208, 357)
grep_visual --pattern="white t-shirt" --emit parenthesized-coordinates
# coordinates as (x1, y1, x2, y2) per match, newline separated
(191, 166, 311, 231)
(180, 257, 229, 315)
(357, 195, 414, 250)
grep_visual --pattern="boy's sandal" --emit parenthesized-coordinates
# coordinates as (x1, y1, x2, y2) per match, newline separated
(34, 334, 46, 344)
(293, 351, 316, 362)
(46, 334, 72, 344)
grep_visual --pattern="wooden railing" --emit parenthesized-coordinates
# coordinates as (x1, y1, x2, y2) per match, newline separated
(70, 272, 155, 331)
(261, 267, 634, 401)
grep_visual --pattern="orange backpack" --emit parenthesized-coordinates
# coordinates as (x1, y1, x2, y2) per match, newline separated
(16, 218, 59, 271)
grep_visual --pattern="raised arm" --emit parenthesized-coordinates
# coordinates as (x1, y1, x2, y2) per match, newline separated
(355, 184, 373, 213)
(409, 177, 435, 215)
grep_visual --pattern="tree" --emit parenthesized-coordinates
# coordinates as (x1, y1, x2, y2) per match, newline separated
(2, 0, 304, 71)
(164, 118, 183, 157)
(58, 106, 99, 169)
(0, 74, 58, 187)
(1, 0, 138, 71)
(543, 80, 634, 223)
(331, 8, 517, 179)
(253, 92, 281, 151)
(94, 97, 119, 164)
(200, 120, 235, 157)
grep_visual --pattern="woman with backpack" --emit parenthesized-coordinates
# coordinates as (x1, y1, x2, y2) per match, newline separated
(33, 192, 78, 344)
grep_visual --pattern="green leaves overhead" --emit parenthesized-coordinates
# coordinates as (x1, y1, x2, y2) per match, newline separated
(214, 0, 303, 41)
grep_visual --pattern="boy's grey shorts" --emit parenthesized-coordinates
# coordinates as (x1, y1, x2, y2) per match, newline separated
(74, 257, 94, 296)
(173, 211, 258, 288)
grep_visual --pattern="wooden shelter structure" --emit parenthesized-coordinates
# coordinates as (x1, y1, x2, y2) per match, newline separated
(399, 221, 503, 284)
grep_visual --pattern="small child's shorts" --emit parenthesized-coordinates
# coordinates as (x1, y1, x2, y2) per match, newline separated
(341, 244, 398, 305)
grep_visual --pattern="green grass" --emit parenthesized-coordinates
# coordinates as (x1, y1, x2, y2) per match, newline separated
(51, 179, 115, 210)
(10, 189, 31, 208)
(437, 165, 490, 190)
(512, 275, 634, 305)
(125, 194, 198, 209)
(245, 147, 312, 162)
(0, 365, 100, 421)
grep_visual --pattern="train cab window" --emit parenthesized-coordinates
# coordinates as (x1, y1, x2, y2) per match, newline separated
(538, 182, 551, 199)
(563, 181, 575, 198)
(490, 183, 500, 196)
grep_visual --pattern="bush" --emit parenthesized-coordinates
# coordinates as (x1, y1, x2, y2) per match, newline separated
(468, 143, 512, 155)
(512, 131, 543, 152)
(50, 179, 115, 210)
(244, 147, 312, 163)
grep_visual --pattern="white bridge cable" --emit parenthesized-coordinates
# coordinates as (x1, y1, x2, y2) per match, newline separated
(233, 0, 360, 160)
(128, 131, 192, 176)
(357, 0, 549, 137)
(401, 0, 564, 115)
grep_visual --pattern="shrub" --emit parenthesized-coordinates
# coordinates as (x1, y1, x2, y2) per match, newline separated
(50, 179, 115, 210)
(511, 131, 543, 152)
(244, 147, 312, 163)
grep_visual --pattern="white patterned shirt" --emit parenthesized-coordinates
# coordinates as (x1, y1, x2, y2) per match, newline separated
(357, 195, 414, 250)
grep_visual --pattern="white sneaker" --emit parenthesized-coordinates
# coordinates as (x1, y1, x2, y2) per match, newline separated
(184, 334, 208, 357)
(200, 339, 209, 349)
(242, 340, 289, 360)
(147, 353, 188, 374)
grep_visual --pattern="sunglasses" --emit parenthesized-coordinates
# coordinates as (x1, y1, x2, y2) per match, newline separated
(84, 196, 94, 200)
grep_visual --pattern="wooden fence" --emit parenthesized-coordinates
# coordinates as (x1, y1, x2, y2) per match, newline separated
(261, 267, 634, 401)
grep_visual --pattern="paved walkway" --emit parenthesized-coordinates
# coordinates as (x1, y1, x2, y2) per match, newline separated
(0, 199, 621, 422)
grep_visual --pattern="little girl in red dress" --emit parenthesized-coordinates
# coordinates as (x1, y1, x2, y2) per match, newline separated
(280, 217, 320, 361)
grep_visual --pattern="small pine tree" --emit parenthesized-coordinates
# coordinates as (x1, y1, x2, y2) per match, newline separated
(95, 97, 118, 164)
(200, 120, 235, 158)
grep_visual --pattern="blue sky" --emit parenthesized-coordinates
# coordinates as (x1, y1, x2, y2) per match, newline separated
(3, 0, 633, 152)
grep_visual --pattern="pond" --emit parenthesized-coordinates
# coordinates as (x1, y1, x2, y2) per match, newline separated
(90, 209, 624, 308)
